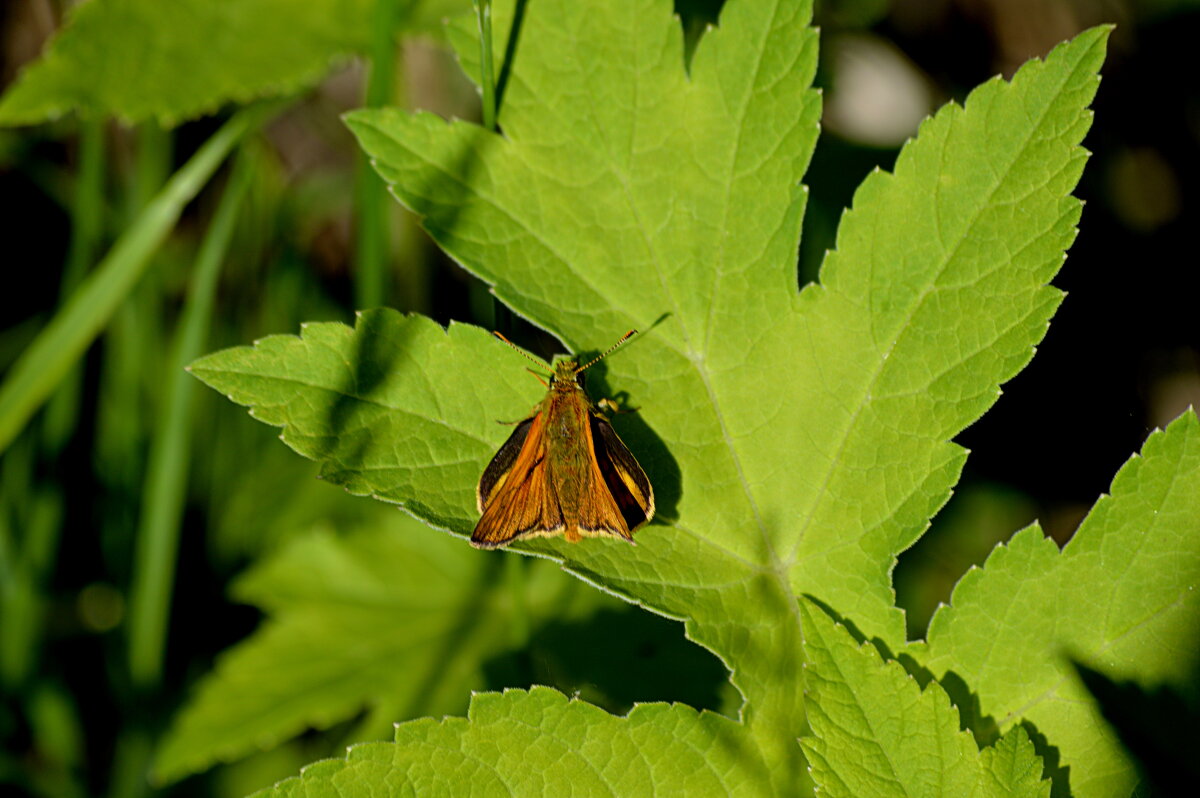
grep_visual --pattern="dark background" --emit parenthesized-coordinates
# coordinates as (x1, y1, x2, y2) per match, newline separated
(1, 0, 1197, 795)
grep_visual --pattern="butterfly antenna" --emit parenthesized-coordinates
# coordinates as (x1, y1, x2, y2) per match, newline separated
(493, 331, 549, 372)
(576, 330, 637, 374)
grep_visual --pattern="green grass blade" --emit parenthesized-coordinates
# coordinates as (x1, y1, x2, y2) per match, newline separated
(43, 115, 106, 454)
(126, 122, 173, 223)
(353, 0, 403, 310)
(1, 384, 67, 692)
(127, 151, 254, 689)
(473, 0, 496, 131)
(0, 103, 275, 455)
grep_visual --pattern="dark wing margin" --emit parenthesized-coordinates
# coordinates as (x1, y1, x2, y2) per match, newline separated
(589, 415, 654, 532)
(476, 417, 534, 513)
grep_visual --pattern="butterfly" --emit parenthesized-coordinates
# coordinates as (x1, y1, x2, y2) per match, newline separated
(471, 331, 655, 549)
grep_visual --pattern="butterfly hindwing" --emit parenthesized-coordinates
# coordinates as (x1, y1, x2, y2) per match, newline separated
(572, 417, 632, 542)
(589, 414, 654, 533)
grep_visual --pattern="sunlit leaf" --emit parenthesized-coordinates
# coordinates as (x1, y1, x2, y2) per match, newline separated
(192, 0, 1113, 793)
(256, 686, 768, 798)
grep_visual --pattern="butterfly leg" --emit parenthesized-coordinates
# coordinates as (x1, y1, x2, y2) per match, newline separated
(597, 397, 639, 414)
(525, 367, 549, 387)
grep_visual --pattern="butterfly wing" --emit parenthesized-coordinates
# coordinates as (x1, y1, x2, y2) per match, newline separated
(589, 415, 655, 534)
(472, 412, 565, 548)
(477, 417, 534, 513)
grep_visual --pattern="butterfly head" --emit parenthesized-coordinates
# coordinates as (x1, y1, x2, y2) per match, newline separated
(551, 358, 586, 390)
(491, 329, 638, 392)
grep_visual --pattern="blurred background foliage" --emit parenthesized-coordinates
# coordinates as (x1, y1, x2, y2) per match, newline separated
(0, 0, 1197, 796)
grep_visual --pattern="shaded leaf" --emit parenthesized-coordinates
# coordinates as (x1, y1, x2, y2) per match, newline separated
(154, 512, 609, 781)
(919, 410, 1200, 798)
(1073, 661, 1200, 797)
(0, 0, 468, 126)
(799, 597, 1049, 798)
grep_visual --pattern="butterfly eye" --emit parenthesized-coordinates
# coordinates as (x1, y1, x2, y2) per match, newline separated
(575, 371, 587, 388)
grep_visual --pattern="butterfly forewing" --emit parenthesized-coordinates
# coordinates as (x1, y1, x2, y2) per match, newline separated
(568, 416, 633, 541)
(476, 417, 534, 513)
(472, 413, 565, 547)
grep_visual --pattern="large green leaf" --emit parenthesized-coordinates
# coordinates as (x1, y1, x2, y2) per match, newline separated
(191, 314, 536, 531)
(916, 410, 1200, 798)
(154, 511, 610, 781)
(798, 598, 1050, 798)
(0, 0, 468, 126)
(255, 686, 768, 798)
(191, 0, 1109, 792)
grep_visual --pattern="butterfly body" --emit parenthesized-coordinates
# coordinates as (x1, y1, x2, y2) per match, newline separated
(472, 354, 654, 549)
(543, 371, 592, 539)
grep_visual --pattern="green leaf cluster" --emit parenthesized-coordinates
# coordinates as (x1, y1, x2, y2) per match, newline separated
(155, 512, 612, 781)
(800, 597, 1051, 798)
(0, 0, 468, 126)
(179, 0, 1199, 795)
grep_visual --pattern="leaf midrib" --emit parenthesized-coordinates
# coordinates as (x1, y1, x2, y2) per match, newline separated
(193, 365, 495, 448)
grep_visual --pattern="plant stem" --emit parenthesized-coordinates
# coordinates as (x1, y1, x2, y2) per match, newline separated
(0, 435, 34, 688)
(128, 122, 172, 224)
(354, 0, 402, 311)
(0, 103, 276, 455)
(0, 489, 62, 689)
(44, 116, 106, 453)
(127, 151, 254, 689)
(108, 728, 152, 798)
(471, 0, 511, 337)
(474, 0, 496, 132)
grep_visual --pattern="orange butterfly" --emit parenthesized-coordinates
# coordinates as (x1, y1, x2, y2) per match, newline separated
(472, 332, 654, 549)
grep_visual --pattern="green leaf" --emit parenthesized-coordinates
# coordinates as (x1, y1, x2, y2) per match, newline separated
(192, 0, 1108, 792)
(253, 686, 769, 798)
(154, 512, 609, 782)
(189, 313, 537, 531)
(917, 410, 1200, 798)
(798, 598, 1049, 798)
(0, 0, 468, 126)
